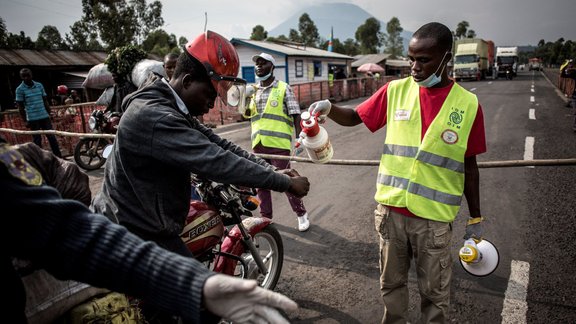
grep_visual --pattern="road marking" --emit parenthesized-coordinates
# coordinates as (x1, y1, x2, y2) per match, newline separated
(531, 88, 534, 93)
(524, 136, 535, 168)
(501, 260, 530, 324)
(530, 96, 535, 102)
(488, 81, 493, 85)
(470, 88, 477, 92)
(529, 109, 535, 120)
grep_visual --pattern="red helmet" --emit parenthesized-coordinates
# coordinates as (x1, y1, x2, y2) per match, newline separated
(57, 85, 68, 95)
(185, 30, 246, 106)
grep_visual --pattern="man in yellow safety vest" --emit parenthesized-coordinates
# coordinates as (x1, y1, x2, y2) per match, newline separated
(308, 22, 487, 323)
(246, 53, 310, 232)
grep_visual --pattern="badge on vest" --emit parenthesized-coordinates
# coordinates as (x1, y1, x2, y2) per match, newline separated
(441, 129, 459, 144)
(270, 100, 278, 107)
(394, 109, 411, 121)
(0, 143, 43, 186)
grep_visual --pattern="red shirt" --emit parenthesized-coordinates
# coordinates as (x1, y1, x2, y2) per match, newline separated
(356, 81, 487, 217)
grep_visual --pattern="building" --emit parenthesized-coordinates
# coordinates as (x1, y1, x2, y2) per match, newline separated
(230, 38, 354, 84)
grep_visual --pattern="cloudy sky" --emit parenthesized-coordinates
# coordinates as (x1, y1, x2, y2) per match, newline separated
(1, 0, 574, 47)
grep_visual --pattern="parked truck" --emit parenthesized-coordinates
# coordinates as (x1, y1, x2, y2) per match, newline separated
(495, 46, 519, 78)
(453, 38, 495, 81)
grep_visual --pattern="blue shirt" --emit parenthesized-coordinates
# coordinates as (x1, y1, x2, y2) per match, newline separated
(15, 81, 49, 121)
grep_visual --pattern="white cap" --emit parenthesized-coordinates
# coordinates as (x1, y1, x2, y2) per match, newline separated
(252, 53, 275, 66)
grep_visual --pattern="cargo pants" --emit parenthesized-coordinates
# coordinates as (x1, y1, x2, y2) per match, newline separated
(374, 204, 452, 324)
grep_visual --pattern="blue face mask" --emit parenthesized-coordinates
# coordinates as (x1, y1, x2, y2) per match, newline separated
(416, 51, 449, 88)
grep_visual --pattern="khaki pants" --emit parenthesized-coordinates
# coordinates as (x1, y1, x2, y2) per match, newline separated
(374, 204, 452, 324)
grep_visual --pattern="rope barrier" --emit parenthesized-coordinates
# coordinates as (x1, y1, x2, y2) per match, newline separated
(0, 128, 115, 139)
(2, 128, 575, 168)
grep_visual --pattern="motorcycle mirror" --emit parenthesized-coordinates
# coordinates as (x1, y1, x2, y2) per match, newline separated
(102, 144, 113, 159)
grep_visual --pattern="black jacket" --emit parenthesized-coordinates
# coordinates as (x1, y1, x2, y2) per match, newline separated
(92, 76, 290, 246)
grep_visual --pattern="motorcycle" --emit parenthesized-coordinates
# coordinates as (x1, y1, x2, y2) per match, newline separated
(73, 110, 120, 170)
(181, 174, 284, 290)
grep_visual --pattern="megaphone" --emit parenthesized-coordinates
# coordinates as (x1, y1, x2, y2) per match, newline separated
(459, 238, 499, 277)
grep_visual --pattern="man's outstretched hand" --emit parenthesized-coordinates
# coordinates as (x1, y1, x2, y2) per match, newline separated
(278, 169, 310, 198)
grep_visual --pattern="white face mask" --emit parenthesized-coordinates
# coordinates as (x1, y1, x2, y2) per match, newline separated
(416, 51, 449, 88)
(255, 71, 272, 82)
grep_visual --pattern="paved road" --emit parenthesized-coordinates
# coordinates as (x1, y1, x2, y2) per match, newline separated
(85, 73, 576, 323)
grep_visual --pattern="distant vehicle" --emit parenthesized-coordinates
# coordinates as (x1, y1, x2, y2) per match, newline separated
(528, 58, 543, 71)
(453, 38, 495, 81)
(495, 47, 519, 78)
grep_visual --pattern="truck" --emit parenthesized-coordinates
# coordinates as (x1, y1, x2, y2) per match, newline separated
(453, 38, 495, 81)
(495, 46, 519, 78)
(528, 57, 542, 71)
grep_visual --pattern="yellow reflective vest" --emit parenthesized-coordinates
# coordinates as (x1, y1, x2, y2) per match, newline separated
(374, 78, 479, 222)
(249, 81, 294, 150)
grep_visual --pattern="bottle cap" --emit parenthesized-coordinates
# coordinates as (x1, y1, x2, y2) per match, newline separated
(301, 111, 311, 120)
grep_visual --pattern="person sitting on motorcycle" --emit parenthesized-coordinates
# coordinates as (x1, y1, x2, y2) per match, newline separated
(91, 30, 310, 322)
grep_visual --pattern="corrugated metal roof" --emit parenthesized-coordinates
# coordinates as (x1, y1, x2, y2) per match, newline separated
(386, 59, 410, 67)
(351, 54, 390, 67)
(230, 39, 353, 60)
(0, 49, 108, 67)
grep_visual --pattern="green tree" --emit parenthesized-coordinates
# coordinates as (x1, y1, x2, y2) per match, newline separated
(455, 21, 469, 39)
(250, 25, 268, 41)
(142, 29, 178, 56)
(466, 29, 476, 38)
(342, 38, 359, 56)
(288, 29, 301, 43)
(382, 17, 403, 58)
(0, 17, 7, 48)
(35, 25, 65, 50)
(298, 13, 319, 47)
(178, 36, 188, 48)
(65, 20, 103, 51)
(6, 31, 34, 49)
(75, 0, 163, 50)
(355, 17, 382, 54)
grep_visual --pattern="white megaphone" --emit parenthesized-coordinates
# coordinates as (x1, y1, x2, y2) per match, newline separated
(458, 238, 499, 277)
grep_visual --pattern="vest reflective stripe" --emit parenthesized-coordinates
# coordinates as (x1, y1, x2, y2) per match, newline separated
(375, 78, 478, 222)
(250, 81, 294, 150)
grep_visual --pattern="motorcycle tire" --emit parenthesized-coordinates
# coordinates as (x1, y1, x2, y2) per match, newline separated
(74, 138, 108, 171)
(239, 224, 284, 291)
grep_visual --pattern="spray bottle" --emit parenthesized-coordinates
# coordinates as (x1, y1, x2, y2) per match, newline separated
(295, 111, 333, 163)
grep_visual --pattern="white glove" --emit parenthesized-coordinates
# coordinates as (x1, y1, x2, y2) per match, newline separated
(308, 99, 331, 123)
(245, 84, 257, 98)
(203, 274, 298, 323)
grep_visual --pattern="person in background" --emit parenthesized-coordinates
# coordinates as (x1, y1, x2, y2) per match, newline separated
(163, 53, 179, 81)
(69, 89, 82, 104)
(15, 68, 62, 158)
(308, 22, 487, 323)
(91, 31, 310, 322)
(246, 52, 310, 232)
(105, 72, 137, 114)
(1, 137, 298, 324)
(560, 58, 576, 131)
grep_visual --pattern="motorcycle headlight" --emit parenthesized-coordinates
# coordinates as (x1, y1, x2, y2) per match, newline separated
(88, 116, 97, 130)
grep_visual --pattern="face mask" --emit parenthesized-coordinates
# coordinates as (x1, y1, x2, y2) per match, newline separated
(255, 72, 272, 82)
(416, 51, 449, 88)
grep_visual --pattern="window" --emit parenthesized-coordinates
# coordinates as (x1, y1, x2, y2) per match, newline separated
(313, 61, 322, 77)
(295, 60, 303, 77)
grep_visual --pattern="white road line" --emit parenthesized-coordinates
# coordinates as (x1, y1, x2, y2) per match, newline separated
(530, 96, 535, 102)
(501, 260, 530, 324)
(470, 88, 477, 92)
(531, 88, 535, 93)
(524, 136, 535, 169)
(529, 109, 535, 120)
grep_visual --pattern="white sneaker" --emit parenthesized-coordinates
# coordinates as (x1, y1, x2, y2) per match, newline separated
(297, 213, 310, 232)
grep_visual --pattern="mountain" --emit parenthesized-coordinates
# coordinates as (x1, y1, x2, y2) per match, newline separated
(268, 2, 412, 54)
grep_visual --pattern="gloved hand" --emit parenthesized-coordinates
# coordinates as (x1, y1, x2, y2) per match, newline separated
(463, 217, 483, 241)
(245, 84, 257, 98)
(203, 274, 298, 324)
(308, 99, 331, 123)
